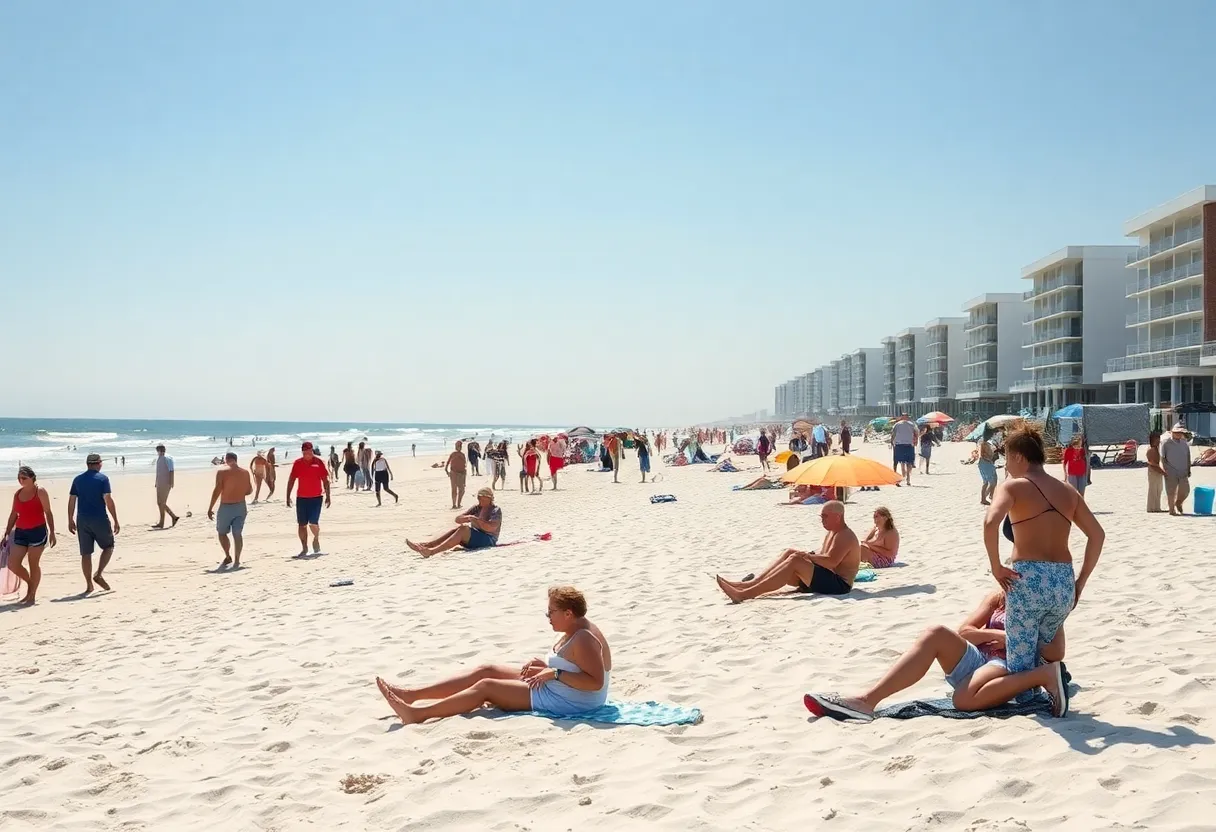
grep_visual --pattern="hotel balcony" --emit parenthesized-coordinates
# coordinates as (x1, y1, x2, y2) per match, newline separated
(1202, 342, 1216, 366)
(1106, 349, 1201, 373)
(1009, 372, 1084, 392)
(961, 378, 999, 394)
(1023, 321, 1083, 347)
(923, 385, 950, 399)
(965, 346, 998, 366)
(1125, 260, 1204, 296)
(1023, 272, 1082, 300)
(1126, 331, 1203, 357)
(964, 314, 997, 331)
(1125, 297, 1204, 326)
(1125, 224, 1204, 265)
(965, 330, 998, 349)
(1025, 299, 1083, 323)
(1024, 351, 1083, 370)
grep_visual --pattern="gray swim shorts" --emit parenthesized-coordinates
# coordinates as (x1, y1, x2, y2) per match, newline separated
(216, 502, 248, 536)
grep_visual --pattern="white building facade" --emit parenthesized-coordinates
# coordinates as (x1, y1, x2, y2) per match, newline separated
(1103, 186, 1216, 409)
(957, 293, 1024, 417)
(921, 317, 966, 412)
(1013, 246, 1132, 413)
(894, 327, 928, 417)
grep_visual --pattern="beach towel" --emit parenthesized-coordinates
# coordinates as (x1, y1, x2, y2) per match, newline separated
(875, 665, 1073, 720)
(0, 535, 22, 598)
(713, 461, 740, 473)
(650, 495, 678, 504)
(853, 568, 877, 583)
(507, 701, 702, 726)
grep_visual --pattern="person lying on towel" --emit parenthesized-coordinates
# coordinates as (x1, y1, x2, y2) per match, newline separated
(376, 586, 610, 724)
(715, 501, 859, 602)
(804, 588, 1067, 723)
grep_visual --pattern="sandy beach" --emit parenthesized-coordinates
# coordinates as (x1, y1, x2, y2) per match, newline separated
(3, 442, 1215, 830)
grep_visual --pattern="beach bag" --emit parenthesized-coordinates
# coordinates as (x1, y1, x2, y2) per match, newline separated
(0, 535, 23, 598)
(354, 470, 366, 488)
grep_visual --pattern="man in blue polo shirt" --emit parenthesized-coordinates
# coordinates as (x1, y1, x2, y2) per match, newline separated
(68, 453, 121, 594)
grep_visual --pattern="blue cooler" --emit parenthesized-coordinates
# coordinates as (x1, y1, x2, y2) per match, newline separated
(1194, 486, 1214, 516)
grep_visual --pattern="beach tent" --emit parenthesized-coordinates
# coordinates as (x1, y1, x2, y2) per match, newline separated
(566, 426, 600, 439)
(1053, 404, 1083, 419)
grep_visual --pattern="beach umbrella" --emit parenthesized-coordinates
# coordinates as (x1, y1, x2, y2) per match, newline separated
(781, 455, 903, 488)
(792, 419, 819, 434)
(986, 414, 1022, 430)
(1053, 404, 1083, 419)
(566, 426, 600, 439)
(774, 450, 794, 465)
(919, 411, 954, 425)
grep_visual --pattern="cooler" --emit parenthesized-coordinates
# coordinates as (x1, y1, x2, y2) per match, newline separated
(1194, 486, 1214, 516)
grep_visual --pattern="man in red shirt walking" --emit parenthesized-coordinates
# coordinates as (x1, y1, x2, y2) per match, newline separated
(286, 442, 332, 556)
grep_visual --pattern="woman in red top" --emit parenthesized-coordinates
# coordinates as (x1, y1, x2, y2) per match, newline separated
(1061, 434, 1089, 496)
(3, 466, 56, 605)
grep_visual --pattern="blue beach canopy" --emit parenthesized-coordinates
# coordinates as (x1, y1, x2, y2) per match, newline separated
(1053, 404, 1083, 419)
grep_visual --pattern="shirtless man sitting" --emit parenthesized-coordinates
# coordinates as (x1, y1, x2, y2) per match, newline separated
(251, 452, 268, 503)
(715, 501, 860, 603)
(207, 452, 254, 568)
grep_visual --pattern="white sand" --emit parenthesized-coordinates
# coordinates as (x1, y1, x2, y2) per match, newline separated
(3, 443, 1215, 830)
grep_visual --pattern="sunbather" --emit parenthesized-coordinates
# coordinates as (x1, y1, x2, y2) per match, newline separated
(715, 501, 859, 602)
(859, 506, 900, 567)
(804, 588, 1067, 722)
(1195, 447, 1216, 466)
(735, 476, 783, 490)
(376, 586, 610, 724)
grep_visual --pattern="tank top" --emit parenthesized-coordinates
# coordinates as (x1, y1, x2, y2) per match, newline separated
(13, 490, 47, 530)
(981, 606, 1007, 661)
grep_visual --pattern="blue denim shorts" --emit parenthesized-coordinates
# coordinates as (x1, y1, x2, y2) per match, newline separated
(945, 643, 1007, 690)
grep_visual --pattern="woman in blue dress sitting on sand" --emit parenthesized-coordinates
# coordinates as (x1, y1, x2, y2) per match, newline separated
(376, 586, 611, 724)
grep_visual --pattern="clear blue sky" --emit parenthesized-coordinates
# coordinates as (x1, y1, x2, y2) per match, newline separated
(3, 1, 1213, 425)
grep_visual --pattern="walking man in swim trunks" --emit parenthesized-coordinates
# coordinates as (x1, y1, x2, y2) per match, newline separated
(890, 414, 918, 486)
(286, 441, 331, 556)
(251, 451, 268, 503)
(152, 444, 180, 529)
(67, 453, 120, 593)
(446, 440, 468, 509)
(714, 501, 860, 602)
(207, 452, 253, 568)
(264, 447, 278, 501)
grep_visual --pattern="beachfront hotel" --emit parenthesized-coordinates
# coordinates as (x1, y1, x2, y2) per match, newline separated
(842, 347, 885, 416)
(894, 327, 928, 417)
(956, 293, 1025, 417)
(1102, 186, 1216, 409)
(920, 317, 966, 415)
(878, 336, 897, 415)
(1012, 246, 1133, 413)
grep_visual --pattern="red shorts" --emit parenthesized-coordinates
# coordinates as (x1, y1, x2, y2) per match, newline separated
(526, 457, 539, 477)
(549, 456, 564, 476)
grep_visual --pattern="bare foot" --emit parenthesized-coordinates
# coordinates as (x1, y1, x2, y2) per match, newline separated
(377, 677, 422, 724)
(221, 555, 233, 568)
(171, 516, 180, 527)
(419, 546, 435, 559)
(93, 573, 110, 591)
(715, 575, 744, 604)
(406, 540, 421, 554)
(83, 584, 94, 595)
(232, 559, 240, 569)
(376, 677, 419, 703)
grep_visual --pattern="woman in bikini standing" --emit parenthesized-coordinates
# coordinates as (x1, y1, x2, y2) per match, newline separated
(984, 424, 1104, 706)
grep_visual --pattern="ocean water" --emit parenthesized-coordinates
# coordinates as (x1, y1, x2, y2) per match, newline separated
(0, 418, 565, 478)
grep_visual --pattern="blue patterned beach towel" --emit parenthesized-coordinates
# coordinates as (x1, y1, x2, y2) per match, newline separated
(508, 701, 702, 726)
(875, 665, 1073, 720)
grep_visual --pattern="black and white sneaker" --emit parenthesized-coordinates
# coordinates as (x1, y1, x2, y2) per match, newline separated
(804, 692, 875, 723)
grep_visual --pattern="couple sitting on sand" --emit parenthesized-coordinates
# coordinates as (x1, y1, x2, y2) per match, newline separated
(713, 503, 900, 602)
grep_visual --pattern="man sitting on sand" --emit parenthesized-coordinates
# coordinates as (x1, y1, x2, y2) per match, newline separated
(407, 487, 502, 558)
(714, 501, 859, 602)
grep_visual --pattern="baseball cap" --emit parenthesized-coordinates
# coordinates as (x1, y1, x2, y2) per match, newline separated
(86, 453, 103, 465)
(301, 441, 314, 451)
(1171, 422, 1186, 432)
